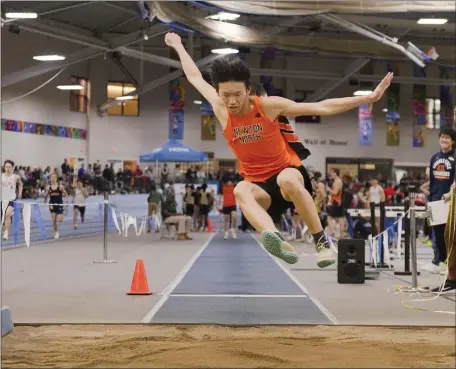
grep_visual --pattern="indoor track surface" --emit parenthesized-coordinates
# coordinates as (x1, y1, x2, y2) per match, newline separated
(1, 195, 455, 368)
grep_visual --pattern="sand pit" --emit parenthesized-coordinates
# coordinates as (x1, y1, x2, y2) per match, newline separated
(2, 325, 455, 368)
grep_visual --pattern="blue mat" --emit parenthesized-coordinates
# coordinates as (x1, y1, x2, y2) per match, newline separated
(173, 232, 304, 295)
(151, 296, 332, 325)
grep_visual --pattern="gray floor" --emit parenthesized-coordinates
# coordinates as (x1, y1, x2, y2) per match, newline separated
(1, 229, 454, 326)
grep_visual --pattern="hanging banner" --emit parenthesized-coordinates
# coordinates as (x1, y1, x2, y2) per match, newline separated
(201, 97, 216, 141)
(412, 65, 427, 147)
(412, 85, 426, 147)
(440, 67, 454, 127)
(358, 81, 373, 146)
(168, 79, 185, 139)
(358, 104, 373, 146)
(385, 63, 400, 147)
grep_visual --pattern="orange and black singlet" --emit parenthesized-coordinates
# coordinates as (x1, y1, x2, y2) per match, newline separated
(222, 96, 301, 182)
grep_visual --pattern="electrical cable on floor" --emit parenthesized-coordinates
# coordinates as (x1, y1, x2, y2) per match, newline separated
(394, 190, 455, 315)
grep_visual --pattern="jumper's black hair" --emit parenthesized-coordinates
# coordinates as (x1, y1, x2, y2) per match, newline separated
(439, 125, 456, 142)
(210, 56, 251, 89)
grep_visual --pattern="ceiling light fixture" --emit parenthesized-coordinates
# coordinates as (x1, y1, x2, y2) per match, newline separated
(353, 90, 373, 96)
(57, 85, 83, 90)
(193, 100, 202, 105)
(417, 18, 448, 25)
(5, 12, 38, 19)
(33, 55, 65, 61)
(211, 48, 239, 55)
(206, 12, 240, 21)
(115, 96, 135, 101)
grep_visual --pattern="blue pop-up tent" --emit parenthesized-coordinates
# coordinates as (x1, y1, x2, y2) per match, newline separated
(139, 139, 208, 163)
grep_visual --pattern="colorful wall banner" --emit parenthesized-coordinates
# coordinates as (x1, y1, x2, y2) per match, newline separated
(358, 104, 373, 146)
(1, 118, 87, 140)
(412, 84, 426, 147)
(358, 81, 373, 146)
(386, 64, 400, 147)
(440, 67, 454, 127)
(200, 97, 216, 141)
(168, 79, 185, 139)
(412, 65, 427, 148)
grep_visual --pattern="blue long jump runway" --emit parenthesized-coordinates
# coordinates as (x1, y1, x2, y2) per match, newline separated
(149, 232, 334, 325)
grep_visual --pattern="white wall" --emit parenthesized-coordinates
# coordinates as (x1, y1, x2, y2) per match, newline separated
(1, 30, 455, 172)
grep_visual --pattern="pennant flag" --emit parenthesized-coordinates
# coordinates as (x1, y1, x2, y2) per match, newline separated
(120, 212, 125, 236)
(33, 204, 47, 241)
(23, 203, 31, 247)
(367, 234, 373, 264)
(12, 202, 21, 245)
(110, 206, 121, 235)
(107, 205, 114, 231)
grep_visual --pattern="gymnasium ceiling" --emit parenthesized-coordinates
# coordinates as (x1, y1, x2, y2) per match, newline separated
(1, 1, 456, 92)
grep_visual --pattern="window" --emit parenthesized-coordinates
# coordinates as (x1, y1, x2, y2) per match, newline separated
(70, 77, 90, 113)
(107, 82, 139, 116)
(426, 98, 441, 129)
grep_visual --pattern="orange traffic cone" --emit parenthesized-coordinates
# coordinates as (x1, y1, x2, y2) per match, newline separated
(127, 259, 153, 295)
(207, 219, 216, 232)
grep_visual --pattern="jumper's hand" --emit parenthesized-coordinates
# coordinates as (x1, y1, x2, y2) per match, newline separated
(368, 72, 394, 103)
(165, 32, 182, 49)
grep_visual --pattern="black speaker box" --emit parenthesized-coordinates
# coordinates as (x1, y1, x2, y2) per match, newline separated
(337, 239, 365, 284)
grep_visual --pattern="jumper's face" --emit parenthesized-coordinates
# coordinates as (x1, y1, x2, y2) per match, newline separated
(218, 82, 249, 114)
(440, 133, 453, 151)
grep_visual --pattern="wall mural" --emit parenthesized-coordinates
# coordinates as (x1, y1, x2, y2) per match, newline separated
(1, 118, 87, 140)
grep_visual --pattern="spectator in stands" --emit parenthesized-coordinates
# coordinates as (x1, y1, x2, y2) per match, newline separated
(391, 185, 404, 205)
(160, 164, 169, 189)
(61, 159, 71, 175)
(162, 190, 192, 240)
(102, 164, 114, 191)
(144, 166, 154, 182)
(93, 160, 103, 194)
(367, 177, 386, 236)
(147, 182, 162, 233)
(123, 166, 133, 191)
(185, 166, 197, 182)
(327, 168, 345, 239)
(183, 185, 195, 218)
(174, 164, 183, 182)
(197, 184, 211, 231)
(78, 164, 85, 180)
(196, 165, 206, 181)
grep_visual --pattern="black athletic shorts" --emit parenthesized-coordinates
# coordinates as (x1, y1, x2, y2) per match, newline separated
(199, 204, 210, 216)
(49, 205, 64, 215)
(1, 201, 15, 221)
(327, 204, 344, 218)
(185, 203, 194, 217)
(223, 205, 237, 215)
(74, 205, 86, 217)
(253, 165, 313, 224)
